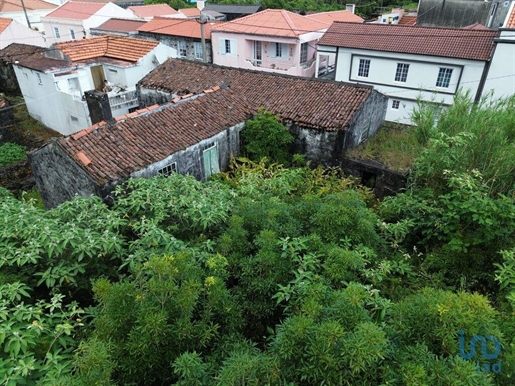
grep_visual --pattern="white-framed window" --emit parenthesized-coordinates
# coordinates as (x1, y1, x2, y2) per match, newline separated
(54, 27, 60, 38)
(392, 100, 400, 109)
(36, 73, 42, 85)
(394, 63, 409, 82)
(271, 42, 287, 59)
(70, 29, 75, 40)
(194, 42, 203, 60)
(179, 40, 187, 57)
(220, 38, 236, 55)
(358, 59, 370, 77)
(158, 162, 177, 176)
(300, 42, 308, 64)
(436, 67, 453, 88)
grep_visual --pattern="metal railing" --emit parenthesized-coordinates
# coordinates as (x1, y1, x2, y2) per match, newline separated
(108, 89, 138, 109)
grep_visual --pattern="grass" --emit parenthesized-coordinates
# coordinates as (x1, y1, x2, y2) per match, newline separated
(346, 122, 424, 172)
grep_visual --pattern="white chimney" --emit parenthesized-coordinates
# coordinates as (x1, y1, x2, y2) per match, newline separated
(197, 0, 205, 10)
(346, 4, 356, 14)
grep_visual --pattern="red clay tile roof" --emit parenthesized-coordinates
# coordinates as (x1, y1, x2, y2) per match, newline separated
(45, 1, 105, 20)
(138, 17, 221, 39)
(179, 7, 200, 17)
(462, 23, 491, 30)
(397, 15, 417, 26)
(138, 58, 374, 131)
(128, 4, 179, 18)
(95, 18, 147, 32)
(0, 0, 55, 12)
(55, 35, 159, 62)
(0, 17, 11, 33)
(505, 5, 515, 28)
(58, 89, 254, 181)
(307, 10, 363, 24)
(211, 9, 329, 37)
(318, 21, 498, 61)
(0, 43, 48, 66)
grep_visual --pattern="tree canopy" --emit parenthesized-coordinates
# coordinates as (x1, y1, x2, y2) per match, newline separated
(1, 95, 515, 385)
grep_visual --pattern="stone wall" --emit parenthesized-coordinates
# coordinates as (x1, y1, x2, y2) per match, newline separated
(28, 140, 101, 209)
(0, 63, 21, 95)
(0, 160, 34, 192)
(340, 157, 408, 199)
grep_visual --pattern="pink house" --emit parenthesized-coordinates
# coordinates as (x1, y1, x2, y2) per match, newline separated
(211, 9, 332, 77)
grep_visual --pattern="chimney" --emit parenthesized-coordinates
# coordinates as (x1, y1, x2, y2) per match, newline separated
(197, 0, 205, 10)
(346, 4, 356, 14)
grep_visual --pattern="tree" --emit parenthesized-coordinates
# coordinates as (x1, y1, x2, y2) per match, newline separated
(241, 108, 294, 165)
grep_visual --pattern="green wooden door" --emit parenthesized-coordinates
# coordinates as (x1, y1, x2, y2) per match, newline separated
(203, 144, 220, 178)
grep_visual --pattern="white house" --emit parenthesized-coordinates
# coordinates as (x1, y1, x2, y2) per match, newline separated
(482, 2, 515, 99)
(0, 0, 56, 31)
(12, 36, 176, 135)
(317, 22, 498, 124)
(0, 18, 46, 48)
(41, 1, 136, 45)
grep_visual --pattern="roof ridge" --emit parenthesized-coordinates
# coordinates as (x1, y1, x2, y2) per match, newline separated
(333, 20, 497, 33)
(282, 9, 300, 34)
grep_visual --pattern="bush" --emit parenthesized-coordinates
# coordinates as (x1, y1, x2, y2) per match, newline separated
(241, 108, 294, 165)
(0, 142, 26, 167)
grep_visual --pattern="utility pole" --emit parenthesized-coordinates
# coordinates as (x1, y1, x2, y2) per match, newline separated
(199, 13, 207, 63)
(20, 0, 32, 29)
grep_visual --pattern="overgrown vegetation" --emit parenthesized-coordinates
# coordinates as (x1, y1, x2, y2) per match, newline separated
(0, 142, 27, 167)
(1, 92, 514, 385)
(241, 108, 294, 165)
(347, 122, 423, 171)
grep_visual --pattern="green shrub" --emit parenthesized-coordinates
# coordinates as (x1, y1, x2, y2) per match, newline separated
(0, 142, 26, 167)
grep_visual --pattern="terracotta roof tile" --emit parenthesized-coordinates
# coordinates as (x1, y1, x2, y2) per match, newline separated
(0, 17, 11, 33)
(0, 0, 55, 12)
(59, 89, 254, 181)
(179, 8, 200, 17)
(55, 35, 159, 62)
(95, 18, 147, 32)
(306, 10, 364, 24)
(138, 58, 373, 132)
(138, 17, 221, 39)
(462, 23, 491, 30)
(318, 22, 498, 61)
(506, 4, 515, 28)
(128, 4, 179, 18)
(397, 15, 417, 26)
(45, 1, 105, 20)
(56, 59, 377, 182)
(211, 9, 329, 37)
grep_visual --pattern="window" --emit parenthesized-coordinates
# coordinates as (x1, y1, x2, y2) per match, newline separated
(394, 63, 409, 82)
(271, 43, 287, 59)
(108, 68, 118, 73)
(70, 29, 75, 40)
(179, 41, 187, 57)
(36, 73, 42, 85)
(392, 100, 400, 109)
(358, 59, 370, 77)
(194, 42, 203, 60)
(158, 162, 177, 177)
(70, 115, 79, 122)
(54, 27, 60, 38)
(300, 42, 308, 64)
(220, 39, 236, 55)
(436, 67, 453, 88)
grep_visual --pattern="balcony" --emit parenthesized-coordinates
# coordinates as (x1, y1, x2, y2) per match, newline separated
(108, 88, 138, 110)
(246, 58, 293, 72)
